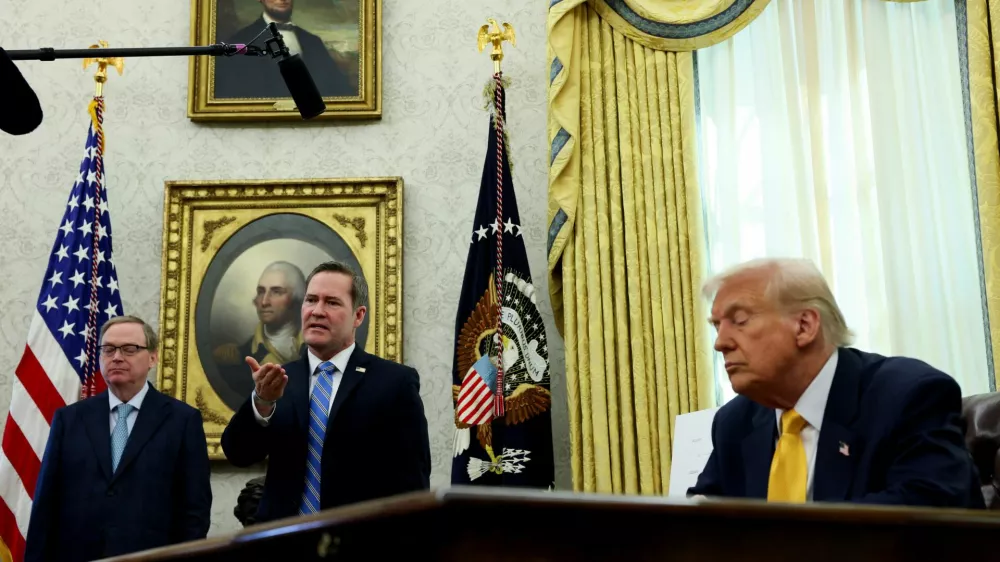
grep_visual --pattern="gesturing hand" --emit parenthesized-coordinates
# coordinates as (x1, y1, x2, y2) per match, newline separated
(248, 356, 288, 404)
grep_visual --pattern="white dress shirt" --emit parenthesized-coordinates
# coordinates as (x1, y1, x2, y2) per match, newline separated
(774, 349, 838, 501)
(253, 343, 356, 425)
(108, 381, 150, 436)
(262, 12, 303, 56)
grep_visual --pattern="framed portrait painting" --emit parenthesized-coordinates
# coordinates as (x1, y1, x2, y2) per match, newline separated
(159, 178, 402, 459)
(188, 0, 381, 121)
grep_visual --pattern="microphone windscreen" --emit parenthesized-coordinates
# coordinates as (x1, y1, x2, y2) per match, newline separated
(0, 47, 43, 135)
(277, 54, 326, 120)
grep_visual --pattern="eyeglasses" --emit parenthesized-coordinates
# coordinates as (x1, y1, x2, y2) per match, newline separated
(99, 344, 150, 357)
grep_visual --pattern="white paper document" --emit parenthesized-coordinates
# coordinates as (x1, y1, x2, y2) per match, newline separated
(668, 406, 721, 497)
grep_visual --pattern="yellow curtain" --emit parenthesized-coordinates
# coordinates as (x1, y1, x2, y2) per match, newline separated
(546, 0, 768, 493)
(962, 0, 1000, 390)
(588, 0, 771, 51)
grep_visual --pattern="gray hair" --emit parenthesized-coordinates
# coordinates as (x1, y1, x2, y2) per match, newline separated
(259, 261, 307, 305)
(99, 315, 159, 351)
(702, 257, 854, 347)
(306, 260, 369, 310)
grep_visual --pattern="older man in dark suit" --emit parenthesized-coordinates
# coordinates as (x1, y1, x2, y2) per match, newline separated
(25, 316, 212, 561)
(689, 257, 984, 508)
(214, 0, 354, 99)
(222, 261, 430, 521)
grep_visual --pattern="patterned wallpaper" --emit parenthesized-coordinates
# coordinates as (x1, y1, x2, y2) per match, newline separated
(0, 0, 567, 536)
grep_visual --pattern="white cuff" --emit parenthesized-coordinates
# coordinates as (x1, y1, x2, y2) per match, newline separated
(251, 394, 275, 426)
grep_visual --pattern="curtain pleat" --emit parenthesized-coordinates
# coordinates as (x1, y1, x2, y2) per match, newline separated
(551, 3, 714, 494)
(966, 0, 1000, 390)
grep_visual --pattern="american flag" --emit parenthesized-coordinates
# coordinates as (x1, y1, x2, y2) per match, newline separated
(456, 354, 498, 426)
(0, 98, 123, 561)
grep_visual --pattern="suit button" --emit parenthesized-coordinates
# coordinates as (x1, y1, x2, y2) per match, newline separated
(107, 489, 116, 497)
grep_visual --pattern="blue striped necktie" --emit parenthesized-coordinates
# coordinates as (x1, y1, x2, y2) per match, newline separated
(300, 361, 336, 515)
(111, 403, 134, 472)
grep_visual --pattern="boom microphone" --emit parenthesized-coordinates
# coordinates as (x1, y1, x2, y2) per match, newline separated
(277, 55, 325, 120)
(265, 23, 326, 120)
(0, 47, 43, 135)
(3, 31, 328, 125)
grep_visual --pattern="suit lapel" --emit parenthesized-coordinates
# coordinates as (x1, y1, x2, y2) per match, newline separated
(112, 384, 171, 482)
(83, 392, 113, 482)
(741, 405, 776, 499)
(813, 349, 863, 501)
(327, 348, 369, 427)
(286, 355, 312, 432)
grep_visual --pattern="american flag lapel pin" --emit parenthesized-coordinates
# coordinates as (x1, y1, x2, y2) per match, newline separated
(356, 367, 366, 373)
(838, 441, 850, 457)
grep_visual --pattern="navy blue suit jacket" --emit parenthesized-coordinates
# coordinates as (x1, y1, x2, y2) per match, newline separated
(689, 348, 985, 508)
(25, 383, 212, 561)
(221, 348, 431, 522)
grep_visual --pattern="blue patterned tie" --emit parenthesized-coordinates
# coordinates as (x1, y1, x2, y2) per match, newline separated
(300, 361, 335, 515)
(111, 403, 134, 472)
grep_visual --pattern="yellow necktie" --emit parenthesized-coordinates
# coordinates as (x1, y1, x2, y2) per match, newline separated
(767, 409, 808, 503)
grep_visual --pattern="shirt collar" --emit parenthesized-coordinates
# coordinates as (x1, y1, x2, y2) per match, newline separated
(109, 380, 150, 412)
(776, 348, 838, 432)
(307, 342, 356, 377)
(261, 12, 295, 28)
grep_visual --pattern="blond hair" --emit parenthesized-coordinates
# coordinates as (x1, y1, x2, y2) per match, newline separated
(702, 258, 854, 347)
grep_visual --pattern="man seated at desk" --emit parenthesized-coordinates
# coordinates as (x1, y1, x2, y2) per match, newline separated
(689, 257, 984, 508)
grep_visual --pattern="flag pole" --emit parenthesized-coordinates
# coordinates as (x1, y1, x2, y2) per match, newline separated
(477, 19, 515, 418)
(79, 41, 123, 399)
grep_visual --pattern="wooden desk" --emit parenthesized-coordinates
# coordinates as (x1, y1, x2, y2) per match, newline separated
(103, 486, 1000, 561)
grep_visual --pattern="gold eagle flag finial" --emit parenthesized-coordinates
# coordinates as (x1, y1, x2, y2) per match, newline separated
(477, 18, 515, 74)
(83, 40, 125, 97)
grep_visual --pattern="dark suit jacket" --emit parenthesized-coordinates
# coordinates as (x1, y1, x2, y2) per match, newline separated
(221, 347, 431, 522)
(214, 17, 354, 98)
(689, 348, 985, 508)
(25, 383, 212, 562)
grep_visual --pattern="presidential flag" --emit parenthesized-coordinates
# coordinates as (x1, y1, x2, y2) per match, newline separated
(451, 80, 554, 487)
(0, 98, 124, 561)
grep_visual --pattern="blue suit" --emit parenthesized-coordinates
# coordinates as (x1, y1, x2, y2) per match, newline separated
(221, 348, 430, 522)
(689, 348, 985, 508)
(25, 384, 212, 561)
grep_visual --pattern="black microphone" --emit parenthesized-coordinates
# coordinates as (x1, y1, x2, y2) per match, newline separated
(0, 47, 43, 135)
(265, 23, 325, 120)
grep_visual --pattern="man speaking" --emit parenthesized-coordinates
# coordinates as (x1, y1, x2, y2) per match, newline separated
(222, 261, 430, 520)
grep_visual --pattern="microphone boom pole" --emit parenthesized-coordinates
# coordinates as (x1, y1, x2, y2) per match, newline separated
(5, 45, 237, 60)
(4, 23, 326, 120)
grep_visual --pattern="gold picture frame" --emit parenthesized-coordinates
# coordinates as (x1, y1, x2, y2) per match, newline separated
(188, 0, 381, 121)
(158, 178, 402, 459)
